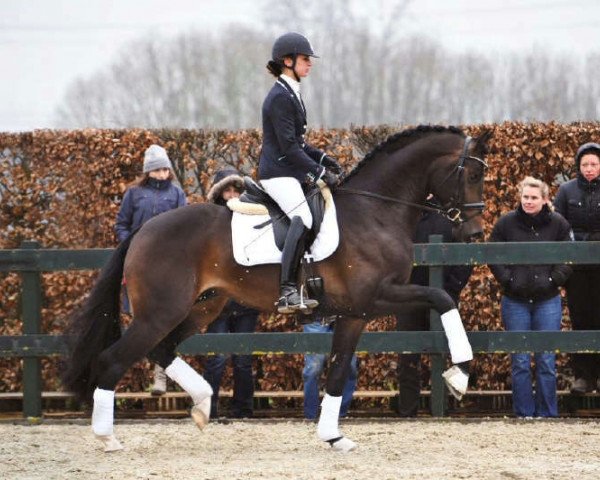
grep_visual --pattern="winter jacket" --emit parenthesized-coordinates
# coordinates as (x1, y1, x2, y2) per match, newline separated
(258, 77, 326, 183)
(410, 210, 474, 303)
(115, 178, 186, 243)
(206, 168, 259, 317)
(554, 174, 600, 242)
(489, 204, 573, 302)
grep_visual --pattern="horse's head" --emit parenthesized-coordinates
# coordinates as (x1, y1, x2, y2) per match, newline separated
(430, 129, 492, 242)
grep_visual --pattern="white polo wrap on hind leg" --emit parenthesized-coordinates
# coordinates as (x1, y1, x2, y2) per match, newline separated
(441, 309, 473, 364)
(92, 388, 115, 436)
(165, 357, 213, 405)
(317, 394, 342, 441)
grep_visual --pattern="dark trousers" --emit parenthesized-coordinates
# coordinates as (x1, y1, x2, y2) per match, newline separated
(396, 307, 429, 417)
(204, 311, 258, 418)
(566, 268, 600, 383)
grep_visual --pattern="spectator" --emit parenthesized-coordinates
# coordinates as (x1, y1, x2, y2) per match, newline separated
(113, 144, 186, 395)
(490, 176, 572, 418)
(554, 142, 600, 394)
(303, 316, 358, 420)
(395, 202, 474, 417)
(202, 168, 259, 418)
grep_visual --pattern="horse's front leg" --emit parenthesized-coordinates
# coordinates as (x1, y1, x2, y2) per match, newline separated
(374, 282, 473, 400)
(317, 316, 365, 453)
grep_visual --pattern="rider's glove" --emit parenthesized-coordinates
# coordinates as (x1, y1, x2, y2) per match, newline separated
(321, 170, 340, 189)
(321, 155, 343, 174)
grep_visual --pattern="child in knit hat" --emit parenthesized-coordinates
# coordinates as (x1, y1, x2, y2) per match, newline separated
(115, 144, 187, 395)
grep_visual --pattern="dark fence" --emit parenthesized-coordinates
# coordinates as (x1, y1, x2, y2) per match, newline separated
(2, 238, 600, 418)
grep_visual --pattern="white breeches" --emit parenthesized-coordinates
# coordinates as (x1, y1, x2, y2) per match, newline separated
(261, 177, 313, 229)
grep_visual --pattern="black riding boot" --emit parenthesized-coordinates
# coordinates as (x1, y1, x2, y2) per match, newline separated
(277, 216, 319, 314)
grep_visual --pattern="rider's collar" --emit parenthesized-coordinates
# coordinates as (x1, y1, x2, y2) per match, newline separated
(279, 73, 301, 97)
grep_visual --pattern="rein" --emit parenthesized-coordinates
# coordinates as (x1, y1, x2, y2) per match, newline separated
(335, 136, 488, 224)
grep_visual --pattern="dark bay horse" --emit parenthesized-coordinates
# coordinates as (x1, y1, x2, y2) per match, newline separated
(63, 125, 491, 452)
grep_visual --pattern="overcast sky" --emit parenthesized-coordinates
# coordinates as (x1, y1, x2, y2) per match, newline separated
(1, 0, 599, 132)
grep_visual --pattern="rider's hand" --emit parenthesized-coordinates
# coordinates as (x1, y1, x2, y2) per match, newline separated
(321, 170, 340, 189)
(321, 155, 343, 174)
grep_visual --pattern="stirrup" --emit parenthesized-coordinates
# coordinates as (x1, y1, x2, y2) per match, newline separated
(277, 285, 319, 314)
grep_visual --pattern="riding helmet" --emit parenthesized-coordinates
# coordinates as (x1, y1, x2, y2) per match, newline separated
(272, 32, 319, 61)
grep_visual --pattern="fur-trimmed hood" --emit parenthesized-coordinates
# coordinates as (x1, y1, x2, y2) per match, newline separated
(206, 168, 245, 204)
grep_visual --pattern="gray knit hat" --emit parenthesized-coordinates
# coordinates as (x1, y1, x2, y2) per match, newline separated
(143, 145, 172, 173)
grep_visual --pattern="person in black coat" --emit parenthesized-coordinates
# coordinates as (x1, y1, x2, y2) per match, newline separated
(199, 169, 260, 418)
(490, 176, 572, 418)
(554, 142, 600, 393)
(395, 202, 474, 417)
(258, 32, 341, 314)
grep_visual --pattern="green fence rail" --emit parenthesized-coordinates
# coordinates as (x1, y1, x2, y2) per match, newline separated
(2, 238, 600, 418)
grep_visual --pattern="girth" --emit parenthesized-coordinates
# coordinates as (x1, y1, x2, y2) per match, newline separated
(239, 177, 325, 250)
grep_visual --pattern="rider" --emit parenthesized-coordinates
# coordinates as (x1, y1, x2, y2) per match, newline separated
(259, 32, 342, 314)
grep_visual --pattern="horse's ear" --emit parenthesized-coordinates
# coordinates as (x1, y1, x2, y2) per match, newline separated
(474, 128, 493, 154)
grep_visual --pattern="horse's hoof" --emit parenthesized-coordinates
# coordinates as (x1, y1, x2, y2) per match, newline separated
(191, 397, 211, 429)
(442, 365, 468, 401)
(327, 436, 357, 453)
(95, 434, 123, 452)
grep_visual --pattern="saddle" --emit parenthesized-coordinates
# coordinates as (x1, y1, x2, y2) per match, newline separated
(236, 177, 326, 251)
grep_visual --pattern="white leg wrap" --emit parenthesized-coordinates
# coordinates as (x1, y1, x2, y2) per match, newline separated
(441, 309, 473, 364)
(91, 388, 115, 436)
(165, 357, 213, 405)
(317, 394, 342, 441)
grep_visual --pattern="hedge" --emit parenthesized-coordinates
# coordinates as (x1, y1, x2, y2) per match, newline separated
(0, 122, 597, 405)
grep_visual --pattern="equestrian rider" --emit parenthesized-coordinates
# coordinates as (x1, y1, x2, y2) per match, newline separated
(258, 32, 341, 314)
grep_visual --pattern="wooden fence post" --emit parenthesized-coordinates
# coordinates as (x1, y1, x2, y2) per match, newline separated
(21, 240, 42, 418)
(428, 234, 446, 416)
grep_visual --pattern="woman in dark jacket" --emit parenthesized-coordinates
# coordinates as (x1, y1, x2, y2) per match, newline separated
(258, 32, 341, 314)
(115, 144, 186, 395)
(554, 142, 600, 394)
(202, 169, 260, 418)
(490, 176, 572, 418)
(114, 144, 186, 242)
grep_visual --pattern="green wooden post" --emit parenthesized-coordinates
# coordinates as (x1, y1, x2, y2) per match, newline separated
(428, 234, 446, 417)
(21, 241, 42, 418)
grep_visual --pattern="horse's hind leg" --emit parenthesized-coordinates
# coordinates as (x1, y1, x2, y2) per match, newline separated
(317, 316, 365, 453)
(147, 297, 229, 429)
(91, 320, 173, 452)
(375, 283, 473, 400)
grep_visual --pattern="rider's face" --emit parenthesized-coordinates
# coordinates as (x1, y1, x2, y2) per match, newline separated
(284, 55, 312, 78)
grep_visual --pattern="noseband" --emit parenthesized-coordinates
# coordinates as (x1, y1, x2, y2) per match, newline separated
(336, 136, 488, 224)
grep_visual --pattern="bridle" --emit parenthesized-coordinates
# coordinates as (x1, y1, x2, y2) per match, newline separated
(336, 136, 488, 224)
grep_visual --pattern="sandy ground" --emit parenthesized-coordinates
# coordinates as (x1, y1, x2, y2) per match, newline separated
(1, 418, 600, 480)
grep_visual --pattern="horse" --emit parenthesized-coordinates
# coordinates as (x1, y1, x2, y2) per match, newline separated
(62, 125, 491, 452)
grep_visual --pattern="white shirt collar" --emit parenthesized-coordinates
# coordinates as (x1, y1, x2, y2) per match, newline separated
(279, 73, 301, 97)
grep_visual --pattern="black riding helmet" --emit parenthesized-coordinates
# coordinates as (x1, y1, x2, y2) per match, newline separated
(271, 32, 318, 81)
(272, 32, 319, 62)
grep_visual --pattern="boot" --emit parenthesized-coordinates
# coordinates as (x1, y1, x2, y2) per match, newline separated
(277, 216, 319, 314)
(570, 378, 589, 395)
(151, 364, 167, 396)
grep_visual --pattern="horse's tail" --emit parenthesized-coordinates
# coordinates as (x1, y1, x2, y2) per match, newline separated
(61, 234, 134, 402)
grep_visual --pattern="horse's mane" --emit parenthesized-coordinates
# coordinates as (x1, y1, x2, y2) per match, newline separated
(342, 125, 465, 184)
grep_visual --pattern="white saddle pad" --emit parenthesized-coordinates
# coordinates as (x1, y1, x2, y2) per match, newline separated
(229, 186, 339, 266)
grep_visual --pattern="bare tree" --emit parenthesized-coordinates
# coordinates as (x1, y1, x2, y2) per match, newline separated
(54, 0, 600, 129)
